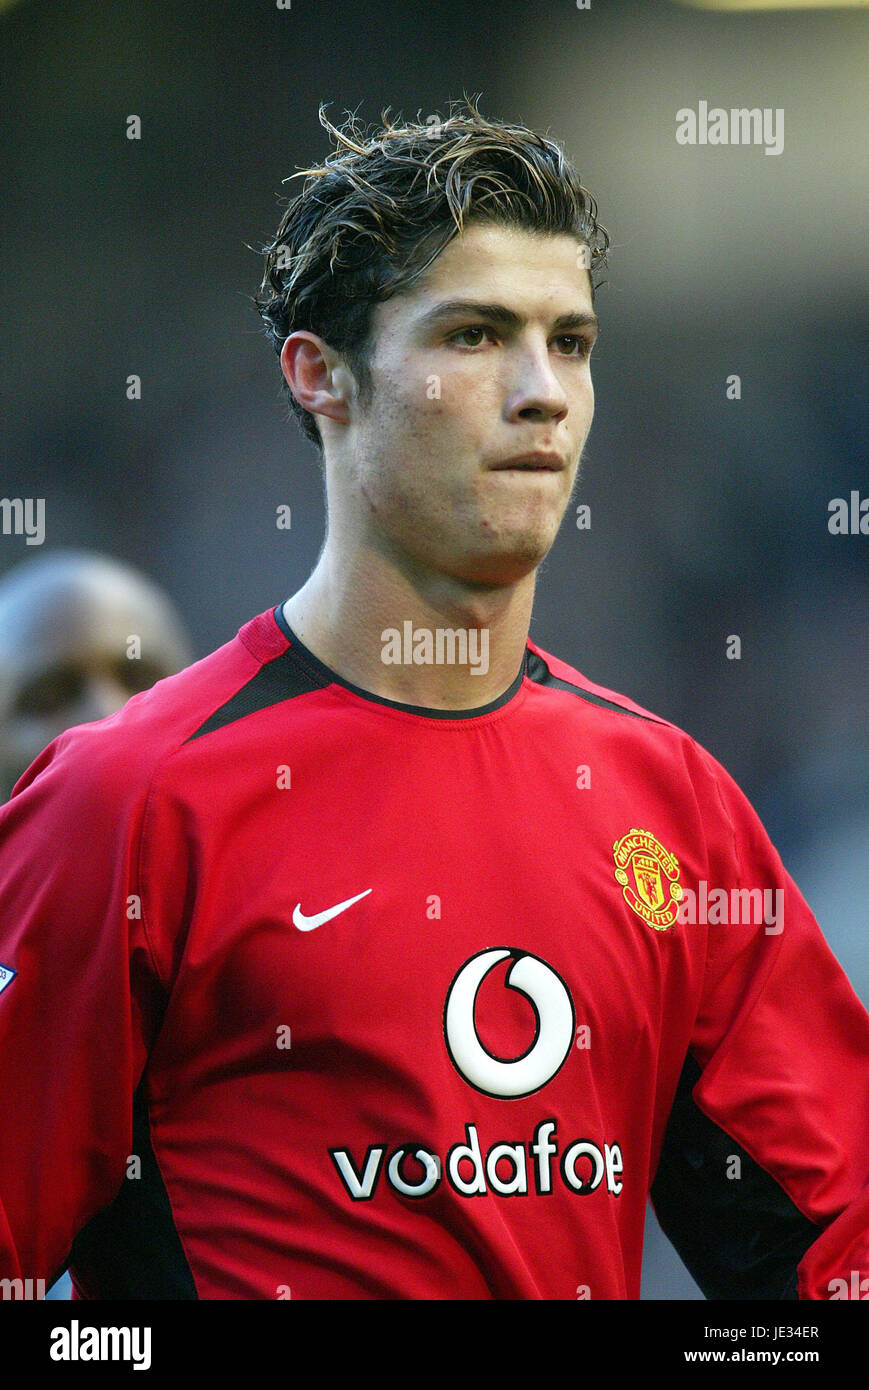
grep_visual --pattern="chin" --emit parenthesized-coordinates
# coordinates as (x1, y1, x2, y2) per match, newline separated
(456, 543, 551, 587)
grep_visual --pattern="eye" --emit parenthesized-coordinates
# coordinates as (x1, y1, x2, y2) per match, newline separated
(450, 326, 490, 348)
(113, 657, 166, 694)
(15, 667, 84, 717)
(556, 335, 594, 357)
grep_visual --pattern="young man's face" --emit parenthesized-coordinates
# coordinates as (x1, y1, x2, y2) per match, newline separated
(331, 221, 598, 588)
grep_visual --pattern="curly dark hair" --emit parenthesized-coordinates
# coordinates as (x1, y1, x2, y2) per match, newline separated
(253, 95, 610, 451)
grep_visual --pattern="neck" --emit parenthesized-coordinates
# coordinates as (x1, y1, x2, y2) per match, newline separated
(281, 542, 536, 710)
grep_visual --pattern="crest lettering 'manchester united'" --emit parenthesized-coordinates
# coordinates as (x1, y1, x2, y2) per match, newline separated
(613, 828, 683, 931)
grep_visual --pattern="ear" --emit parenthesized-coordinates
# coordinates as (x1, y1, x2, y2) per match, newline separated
(280, 331, 354, 427)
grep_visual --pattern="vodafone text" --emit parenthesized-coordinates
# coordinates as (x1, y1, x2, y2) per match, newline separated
(330, 1120, 624, 1200)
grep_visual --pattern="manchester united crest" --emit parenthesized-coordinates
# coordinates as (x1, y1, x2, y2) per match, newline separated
(613, 828, 683, 931)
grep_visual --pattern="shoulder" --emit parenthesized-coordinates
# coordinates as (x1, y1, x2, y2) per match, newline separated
(525, 635, 746, 818)
(4, 608, 284, 819)
(525, 637, 678, 728)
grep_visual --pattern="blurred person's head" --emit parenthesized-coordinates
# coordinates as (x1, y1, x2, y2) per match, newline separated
(0, 550, 193, 800)
(254, 98, 609, 591)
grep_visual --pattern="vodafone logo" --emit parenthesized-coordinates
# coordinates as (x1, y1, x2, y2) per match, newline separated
(328, 946, 626, 1204)
(443, 947, 575, 1098)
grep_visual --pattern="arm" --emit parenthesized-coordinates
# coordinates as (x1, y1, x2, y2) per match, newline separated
(651, 746, 869, 1300)
(0, 726, 167, 1292)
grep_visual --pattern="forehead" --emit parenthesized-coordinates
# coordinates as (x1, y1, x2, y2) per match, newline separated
(397, 221, 594, 318)
(0, 574, 181, 688)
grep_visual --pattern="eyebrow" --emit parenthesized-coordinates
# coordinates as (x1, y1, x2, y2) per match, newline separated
(417, 299, 600, 337)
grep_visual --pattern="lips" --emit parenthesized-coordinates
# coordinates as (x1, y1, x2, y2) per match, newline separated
(491, 453, 564, 471)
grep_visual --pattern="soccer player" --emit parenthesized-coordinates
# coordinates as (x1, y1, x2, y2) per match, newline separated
(0, 101, 867, 1301)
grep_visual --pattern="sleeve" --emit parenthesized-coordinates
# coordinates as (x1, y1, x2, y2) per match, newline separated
(0, 724, 170, 1293)
(650, 744, 869, 1300)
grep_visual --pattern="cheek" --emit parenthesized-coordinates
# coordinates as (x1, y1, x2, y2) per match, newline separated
(387, 356, 489, 426)
(372, 366, 445, 435)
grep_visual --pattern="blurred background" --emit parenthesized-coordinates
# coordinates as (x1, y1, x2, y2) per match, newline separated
(1, 0, 866, 1300)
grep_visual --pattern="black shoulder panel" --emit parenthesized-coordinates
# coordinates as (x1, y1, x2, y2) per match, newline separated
(651, 1053, 820, 1300)
(186, 645, 328, 743)
(524, 650, 662, 724)
(66, 1079, 198, 1299)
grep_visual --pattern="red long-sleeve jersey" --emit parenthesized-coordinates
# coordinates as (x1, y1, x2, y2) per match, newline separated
(0, 604, 867, 1299)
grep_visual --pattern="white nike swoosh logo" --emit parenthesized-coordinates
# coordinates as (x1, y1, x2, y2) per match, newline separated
(292, 888, 373, 932)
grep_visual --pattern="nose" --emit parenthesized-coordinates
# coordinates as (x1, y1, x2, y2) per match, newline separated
(506, 338, 570, 423)
(77, 674, 132, 724)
